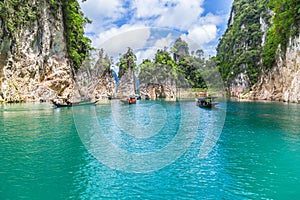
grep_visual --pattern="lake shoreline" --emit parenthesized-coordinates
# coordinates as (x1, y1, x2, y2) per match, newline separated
(1, 97, 300, 105)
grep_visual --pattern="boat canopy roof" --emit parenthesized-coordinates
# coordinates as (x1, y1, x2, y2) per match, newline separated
(196, 97, 217, 100)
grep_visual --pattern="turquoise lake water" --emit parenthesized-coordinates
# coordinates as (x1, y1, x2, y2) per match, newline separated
(0, 100, 299, 199)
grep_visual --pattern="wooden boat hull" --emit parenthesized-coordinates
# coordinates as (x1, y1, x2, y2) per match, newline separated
(129, 99, 136, 104)
(53, 101, 97, 108)
(196, 102, 214, 108)
(195, 98, 217, 108)
(120, 98, 136, 104)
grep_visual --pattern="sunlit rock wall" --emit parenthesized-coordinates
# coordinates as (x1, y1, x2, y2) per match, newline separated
(0, 0, 73, 102)
(250, 35, 300, 103)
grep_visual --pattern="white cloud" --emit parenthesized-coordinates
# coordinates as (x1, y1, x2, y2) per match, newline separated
(153, 33, 174, 49)
(80, 0, 124, 20)
(134, 33, 175, 65)
(180, 24, 218, 57)
(135, 48, 157, 65)
(197, 13, 224, 26)
(133, 0, 166, 18)
(94, 25, 151, 57)
(184, 24, 217, 46)
(79, 0, 230, 61)
(156, 0, 204, 29)
(80, 0, 125, 33)
(133, 0, 205, 30)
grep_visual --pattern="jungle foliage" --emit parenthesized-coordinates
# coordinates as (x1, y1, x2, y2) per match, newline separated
(262, 0, 300, 68)
(61, 0, 92, 70)
(117, 47, 137, 79)
(216, 0, 300, 87)
(0, 0, 91, 70)
(138, 38, 217, 89)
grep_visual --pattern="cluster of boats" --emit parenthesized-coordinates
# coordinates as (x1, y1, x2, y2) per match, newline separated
(51, 95, 217, 109)
(51, 94, 148, 107)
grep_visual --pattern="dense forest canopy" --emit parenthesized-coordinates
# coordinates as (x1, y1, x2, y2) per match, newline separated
(109, 38, 220, 90)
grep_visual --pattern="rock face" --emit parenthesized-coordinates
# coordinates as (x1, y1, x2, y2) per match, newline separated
(92, 70, 116, 100)
(250, 36, 300, 103)
(138, 83, 176, 100)
(74, 67, 116, 101)
(138, 74, 177, 100)
(229, 72, 250, 97)
(217, 0, 299, 103)
(0, 0, 73, 102)
(117, 68, 135, 98)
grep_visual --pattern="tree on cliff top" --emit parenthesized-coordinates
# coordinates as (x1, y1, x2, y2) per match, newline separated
(117, 47, 137, 79)
(172, 38, 189, 62)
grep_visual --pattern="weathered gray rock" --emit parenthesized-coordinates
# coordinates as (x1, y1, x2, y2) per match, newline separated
(0, 0, 73, 102)
(138, 83, 176, 101)
(138, 74, 178, 101)
(74, 67, 116, 102)
(250, 35, 300, 103)
(117, 68, 135, 98)
(229, 72, 250, 97)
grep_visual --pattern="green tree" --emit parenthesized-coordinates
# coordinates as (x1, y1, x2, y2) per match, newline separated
(138, 59, 155, 84)
(172, 39, 207, 88)
(62, 0, 92, 71)
(172, 37, 189, 62)
(262, 0, 300, 68)
(117, 47, 137, 78)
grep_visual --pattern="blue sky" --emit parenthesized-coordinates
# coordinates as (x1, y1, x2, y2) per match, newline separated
(79, 0, 234, 63)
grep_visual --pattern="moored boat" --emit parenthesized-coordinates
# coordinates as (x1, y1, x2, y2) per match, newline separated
(195, 97, 217, 108)
(120, 96, 136, 104)
(51, 98, 97, 107)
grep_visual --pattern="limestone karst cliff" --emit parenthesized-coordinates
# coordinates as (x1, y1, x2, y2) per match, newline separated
(0, 0, 91, 102)
(216, 0, 300, 103)
(117, 68, 136, 98)
(249, 36, 300, 102)
(74, 49, 116, 101)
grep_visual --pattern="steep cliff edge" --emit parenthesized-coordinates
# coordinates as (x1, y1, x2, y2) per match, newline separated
(0, 0, 90, 102)
(216, 0, 300, 103)
(250, 35, 300, 103)
(74, 49, 116, 101)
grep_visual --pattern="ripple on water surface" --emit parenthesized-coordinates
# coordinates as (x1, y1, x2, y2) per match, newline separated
(0, 101, 299, 199)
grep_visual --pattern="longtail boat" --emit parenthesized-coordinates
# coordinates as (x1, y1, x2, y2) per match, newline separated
(120, 96, 136, 104)
(51, 98, 97, 108)
(195, 97, 217, 108)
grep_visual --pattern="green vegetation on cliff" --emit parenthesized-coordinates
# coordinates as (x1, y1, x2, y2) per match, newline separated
(262, 0, 300, 68)
(0, 0, 91, 70)
(0, 0, 38, 35)
(138, 38, 218, 89)
(216, 0, 300, 88)
(216, 0, 264, 86)
(117, 47, 137, 79)
(61, 0, 92, 70)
